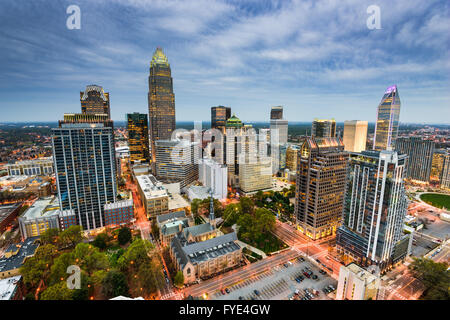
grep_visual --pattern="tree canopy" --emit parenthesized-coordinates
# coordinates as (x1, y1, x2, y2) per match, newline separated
(409, 257, 450, 300)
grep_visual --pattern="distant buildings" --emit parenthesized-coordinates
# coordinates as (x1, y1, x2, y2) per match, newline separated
(136, 174, 169, 219)
(198, 158, 227, 200)
(441, 151, 450, 189)
(285, 144, 300, 173)
(270, 106, 283, 120)
(431, 149, 447, 183)
(336, 150, 409, 271)
(312, 119, 336, 138)
(148, 47, 176, 163)
(154, 140, 199, 189)
(211, 106, 231, 132)
(80, 85, 111, 118)
(294, 137, 348, 240)
(6, 158, 53, 176)
(52, 122, 117, 231)
(270, 106, 288, 173)
(336, 263, 380, 300)
(373, 85, 401, 151)
(343, 120, 368, 153)
(395, 137, 434, 182)
(127, 113, 150, 164)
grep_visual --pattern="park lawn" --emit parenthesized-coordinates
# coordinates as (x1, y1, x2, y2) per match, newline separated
(239, 232, 288, 255)
(420, 193, 450, 210)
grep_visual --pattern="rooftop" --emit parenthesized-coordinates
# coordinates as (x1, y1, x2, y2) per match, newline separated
(0, 275, 21, 300)
(0, 237, 39, 273)
(136, 175, 168, 200)
(21, 197, 59, 221)
(0, 203, 21, 225)
(346, 263, 379, 283)
(156, 210, 187, 225)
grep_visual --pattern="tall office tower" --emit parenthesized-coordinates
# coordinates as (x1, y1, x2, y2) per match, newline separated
(198, 158, 227, 200)
(343, 120, 368, 153)
(80, 85, 111, 118)
(211, 106, 231, 131)
(311, 119, 336, 138)
(270, 106, 283, 120)
(336, 150, 408, 270)
(239, 155, 272, 193)
(294, 137, 348, 240)
(431, 149, 447, 183)
(441, 151, 450, 189)
(148, 47, 176, 163)
(373, 85, 401, 151)
(52, 122, 117, 231)
(154, 139, 199, 189)
(127, 113, 150, 164)
(285, 144, 300, 172)
(395, 137, 434, 182)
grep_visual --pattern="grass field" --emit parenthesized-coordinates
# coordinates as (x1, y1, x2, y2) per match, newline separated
(420, 193, 450, 210)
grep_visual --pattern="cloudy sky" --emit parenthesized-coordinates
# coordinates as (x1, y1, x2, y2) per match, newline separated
(0, 0, 449, 123)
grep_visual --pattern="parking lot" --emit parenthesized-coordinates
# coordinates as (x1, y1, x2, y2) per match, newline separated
(212, 256, 337, 300)
(411, 235, 439, 257)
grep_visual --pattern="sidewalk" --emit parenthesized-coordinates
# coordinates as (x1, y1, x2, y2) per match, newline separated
(236, 239, 267, 258)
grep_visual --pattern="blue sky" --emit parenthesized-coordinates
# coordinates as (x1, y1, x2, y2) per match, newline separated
(0, 0, 449, 123)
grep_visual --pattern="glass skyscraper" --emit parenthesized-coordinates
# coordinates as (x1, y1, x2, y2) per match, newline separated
(395, 137, 434, 182)
(311, 119, 336, 138)
(211, 106, 231, 131)
(127, 113, 150, 164)
(336, 150, 408, 271)
(148, 47, 176, 163)
(373, 85, 401, 151)
(52, 122, 117, 231)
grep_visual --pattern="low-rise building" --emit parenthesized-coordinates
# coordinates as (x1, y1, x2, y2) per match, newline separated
(103, 199, 134, 227)
(136, 175, 169, 219)
(18, 197, 60, 239)
(0, 237, 39, 280)
(336, 263, 380, 300)
(157, 211, 191, 247)
(170, 232, 243, 284)
(198, 158, 227, 200)
(6, 157, 53, 176)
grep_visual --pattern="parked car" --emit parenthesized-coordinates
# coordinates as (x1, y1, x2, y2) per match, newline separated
(225, 288, 230, 294)
(254, 290, 260, 296)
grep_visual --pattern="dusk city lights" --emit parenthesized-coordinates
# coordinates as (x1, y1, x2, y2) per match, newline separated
(0, 0, 448, 316)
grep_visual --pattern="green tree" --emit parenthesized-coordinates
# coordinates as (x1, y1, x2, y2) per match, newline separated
(239, 197, 255, 215)
(191, 198, 201, 216)
(118, 227, 132, 245)
(59, 225, 83, 248)
(40, 228, 60, 246)
(40, 281, 73, 300)
(409, 258, 450, 300)
(92, 233, 109, 250)
(20, 244, 58, 287)
(72, 243, 109, 276)
(174, 271, 184, 288)
(102, 270, 129, 299)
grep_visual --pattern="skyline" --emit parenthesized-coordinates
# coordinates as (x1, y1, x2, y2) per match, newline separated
(0, 0, 449, 123)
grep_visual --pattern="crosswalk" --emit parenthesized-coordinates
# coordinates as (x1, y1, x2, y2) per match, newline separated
(160, 291, 183, 300)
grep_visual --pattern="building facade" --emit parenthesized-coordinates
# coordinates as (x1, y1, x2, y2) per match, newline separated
(395, 137, 434, 182)
(127, 113, 150, 164)
(136, 174, 169, 219)
(286, 144, 300, 172)
(373, 85, 401, 151)
(270, 106, 283, 120)
(80, 85, 110, 118)
(441, 151, 450, 189)
(239, 155, 272, 194)
(336, 150, 408, 271)
(7, 158, 53, 176)
(198, 158, 227, 200)
(294, 137, 348, 240)
(336, 263, 380, 300)
(343, 120, 368, 153)
(103, 200, 134, 226)
(154, 140, 199, 189)
(211, 106, 231, 131)
(18, 197, 60, 239)
(148, 47, 176, 163)
(52, 123, 117, 231)
(312, 119, 336, 138)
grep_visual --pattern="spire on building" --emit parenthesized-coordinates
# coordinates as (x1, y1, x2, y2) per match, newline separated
(209, 187, 215, 228)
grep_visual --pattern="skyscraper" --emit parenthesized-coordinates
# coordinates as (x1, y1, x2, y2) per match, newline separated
(441, 151, 450, 189)
(285, 144, 300, 172)
(395, 137, 434, 182)
(336, 150, 408, 270)
(52, 122, 117, 231)
(373, 85, 401, 151)
(211, 106, 231, 131)
(127, 113, 150, 164)
(80, 85, 110, 118)
(294, 137, 348, 240)
(270, 106, 283, 120)
(148, 47, 176, 163)
(343, 120, 368, 153)
(154, 139, 199, 189)
(311, 119, 336, 138)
